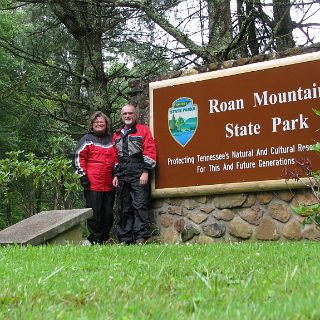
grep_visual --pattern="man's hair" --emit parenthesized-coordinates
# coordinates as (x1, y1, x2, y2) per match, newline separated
(121, 104, 137, 114)
(89, 111, 112, 134)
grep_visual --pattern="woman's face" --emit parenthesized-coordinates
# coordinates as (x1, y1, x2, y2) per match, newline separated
(92, 116, 107, 134)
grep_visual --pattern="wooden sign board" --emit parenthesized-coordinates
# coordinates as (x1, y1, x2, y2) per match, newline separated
(149, 52, 320, 198)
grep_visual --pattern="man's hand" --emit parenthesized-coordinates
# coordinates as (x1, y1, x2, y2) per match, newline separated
(112, 176, 119, 187)
(140, 171, 149, 185)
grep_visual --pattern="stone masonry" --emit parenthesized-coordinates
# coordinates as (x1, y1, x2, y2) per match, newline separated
(149, 189, 320, 243)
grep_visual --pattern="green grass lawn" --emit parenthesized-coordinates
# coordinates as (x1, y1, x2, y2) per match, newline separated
(0, 242, 319, 319)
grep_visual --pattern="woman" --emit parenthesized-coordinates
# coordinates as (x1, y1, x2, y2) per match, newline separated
(74, 111, 116, 245)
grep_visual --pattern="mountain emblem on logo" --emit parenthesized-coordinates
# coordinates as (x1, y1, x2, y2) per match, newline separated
(168, 97, 198, 147)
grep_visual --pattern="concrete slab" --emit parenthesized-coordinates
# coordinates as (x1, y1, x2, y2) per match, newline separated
(0, 208, 92, 245)
(48, 224, 84, 245)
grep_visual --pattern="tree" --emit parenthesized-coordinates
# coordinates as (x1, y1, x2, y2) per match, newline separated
(273, 0, 295, 50)
(100, 0, 319, 62)
(0, 150, 81, 228)
(0, 1, 175, 136)
(208, 0, 233, 55)
(175, 116, 185, 131)
(0, 0, 319, 137)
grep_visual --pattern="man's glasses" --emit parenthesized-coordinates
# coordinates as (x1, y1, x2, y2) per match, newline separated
(122, 112, 135, 116)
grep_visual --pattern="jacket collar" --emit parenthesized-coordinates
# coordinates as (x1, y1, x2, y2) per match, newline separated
(90, 130, 107, 137)
(117, 123, 137, 135)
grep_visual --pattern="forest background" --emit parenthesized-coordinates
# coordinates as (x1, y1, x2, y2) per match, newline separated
(0, 0, 319, 228)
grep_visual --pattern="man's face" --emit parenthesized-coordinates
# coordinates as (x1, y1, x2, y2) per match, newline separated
(92, 116, 107, 134)
(121, 105, 136, 128)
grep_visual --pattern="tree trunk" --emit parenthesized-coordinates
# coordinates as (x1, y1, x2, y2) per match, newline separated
(4, 198, 12, 226)
(207, 0, 233, 59)
(49, 0, 108, 115)
(236, 0, 249, 57)
(35, 187, 42, 214)
(246, 0, 259, 55)
(82, 34, 108, 114)
(273, 0, 295, 51)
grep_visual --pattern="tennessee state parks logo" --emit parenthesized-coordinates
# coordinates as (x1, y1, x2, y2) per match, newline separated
(168, 97, 198, 147)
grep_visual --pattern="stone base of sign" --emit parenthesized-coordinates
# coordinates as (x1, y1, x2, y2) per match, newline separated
(149, 189, 320, 243)
(0, 209, 92, 245)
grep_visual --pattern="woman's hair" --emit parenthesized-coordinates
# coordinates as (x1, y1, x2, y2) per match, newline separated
(89, 111, 112, 134)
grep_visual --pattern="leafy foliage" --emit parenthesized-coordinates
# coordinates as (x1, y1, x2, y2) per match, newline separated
(0, 150, 81, 229)
(282, 109, 320, 226)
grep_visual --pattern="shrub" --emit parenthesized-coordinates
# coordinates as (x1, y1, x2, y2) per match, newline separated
(0, 151, 81, 228)
(282, 109, 320, 226)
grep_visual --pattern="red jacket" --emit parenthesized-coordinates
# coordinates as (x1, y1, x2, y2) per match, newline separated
(74, 132, 116, 192)
(113, 123, 156, 177)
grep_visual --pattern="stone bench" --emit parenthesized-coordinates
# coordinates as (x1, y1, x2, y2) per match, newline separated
(0, 208, 92, 245)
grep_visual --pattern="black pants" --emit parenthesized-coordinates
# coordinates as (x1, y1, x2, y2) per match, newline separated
(84, 190, 115, 244)
(117, 179, 151, 243)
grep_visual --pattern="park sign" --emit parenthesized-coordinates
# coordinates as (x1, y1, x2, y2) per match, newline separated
(149, 52, 320, 198)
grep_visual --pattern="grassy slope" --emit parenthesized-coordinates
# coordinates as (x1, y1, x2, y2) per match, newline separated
(0, 242, 319, 320)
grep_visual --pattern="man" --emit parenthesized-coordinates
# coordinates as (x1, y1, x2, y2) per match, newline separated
(74, 111, 116, 245)
(112, 104, 156, 245)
